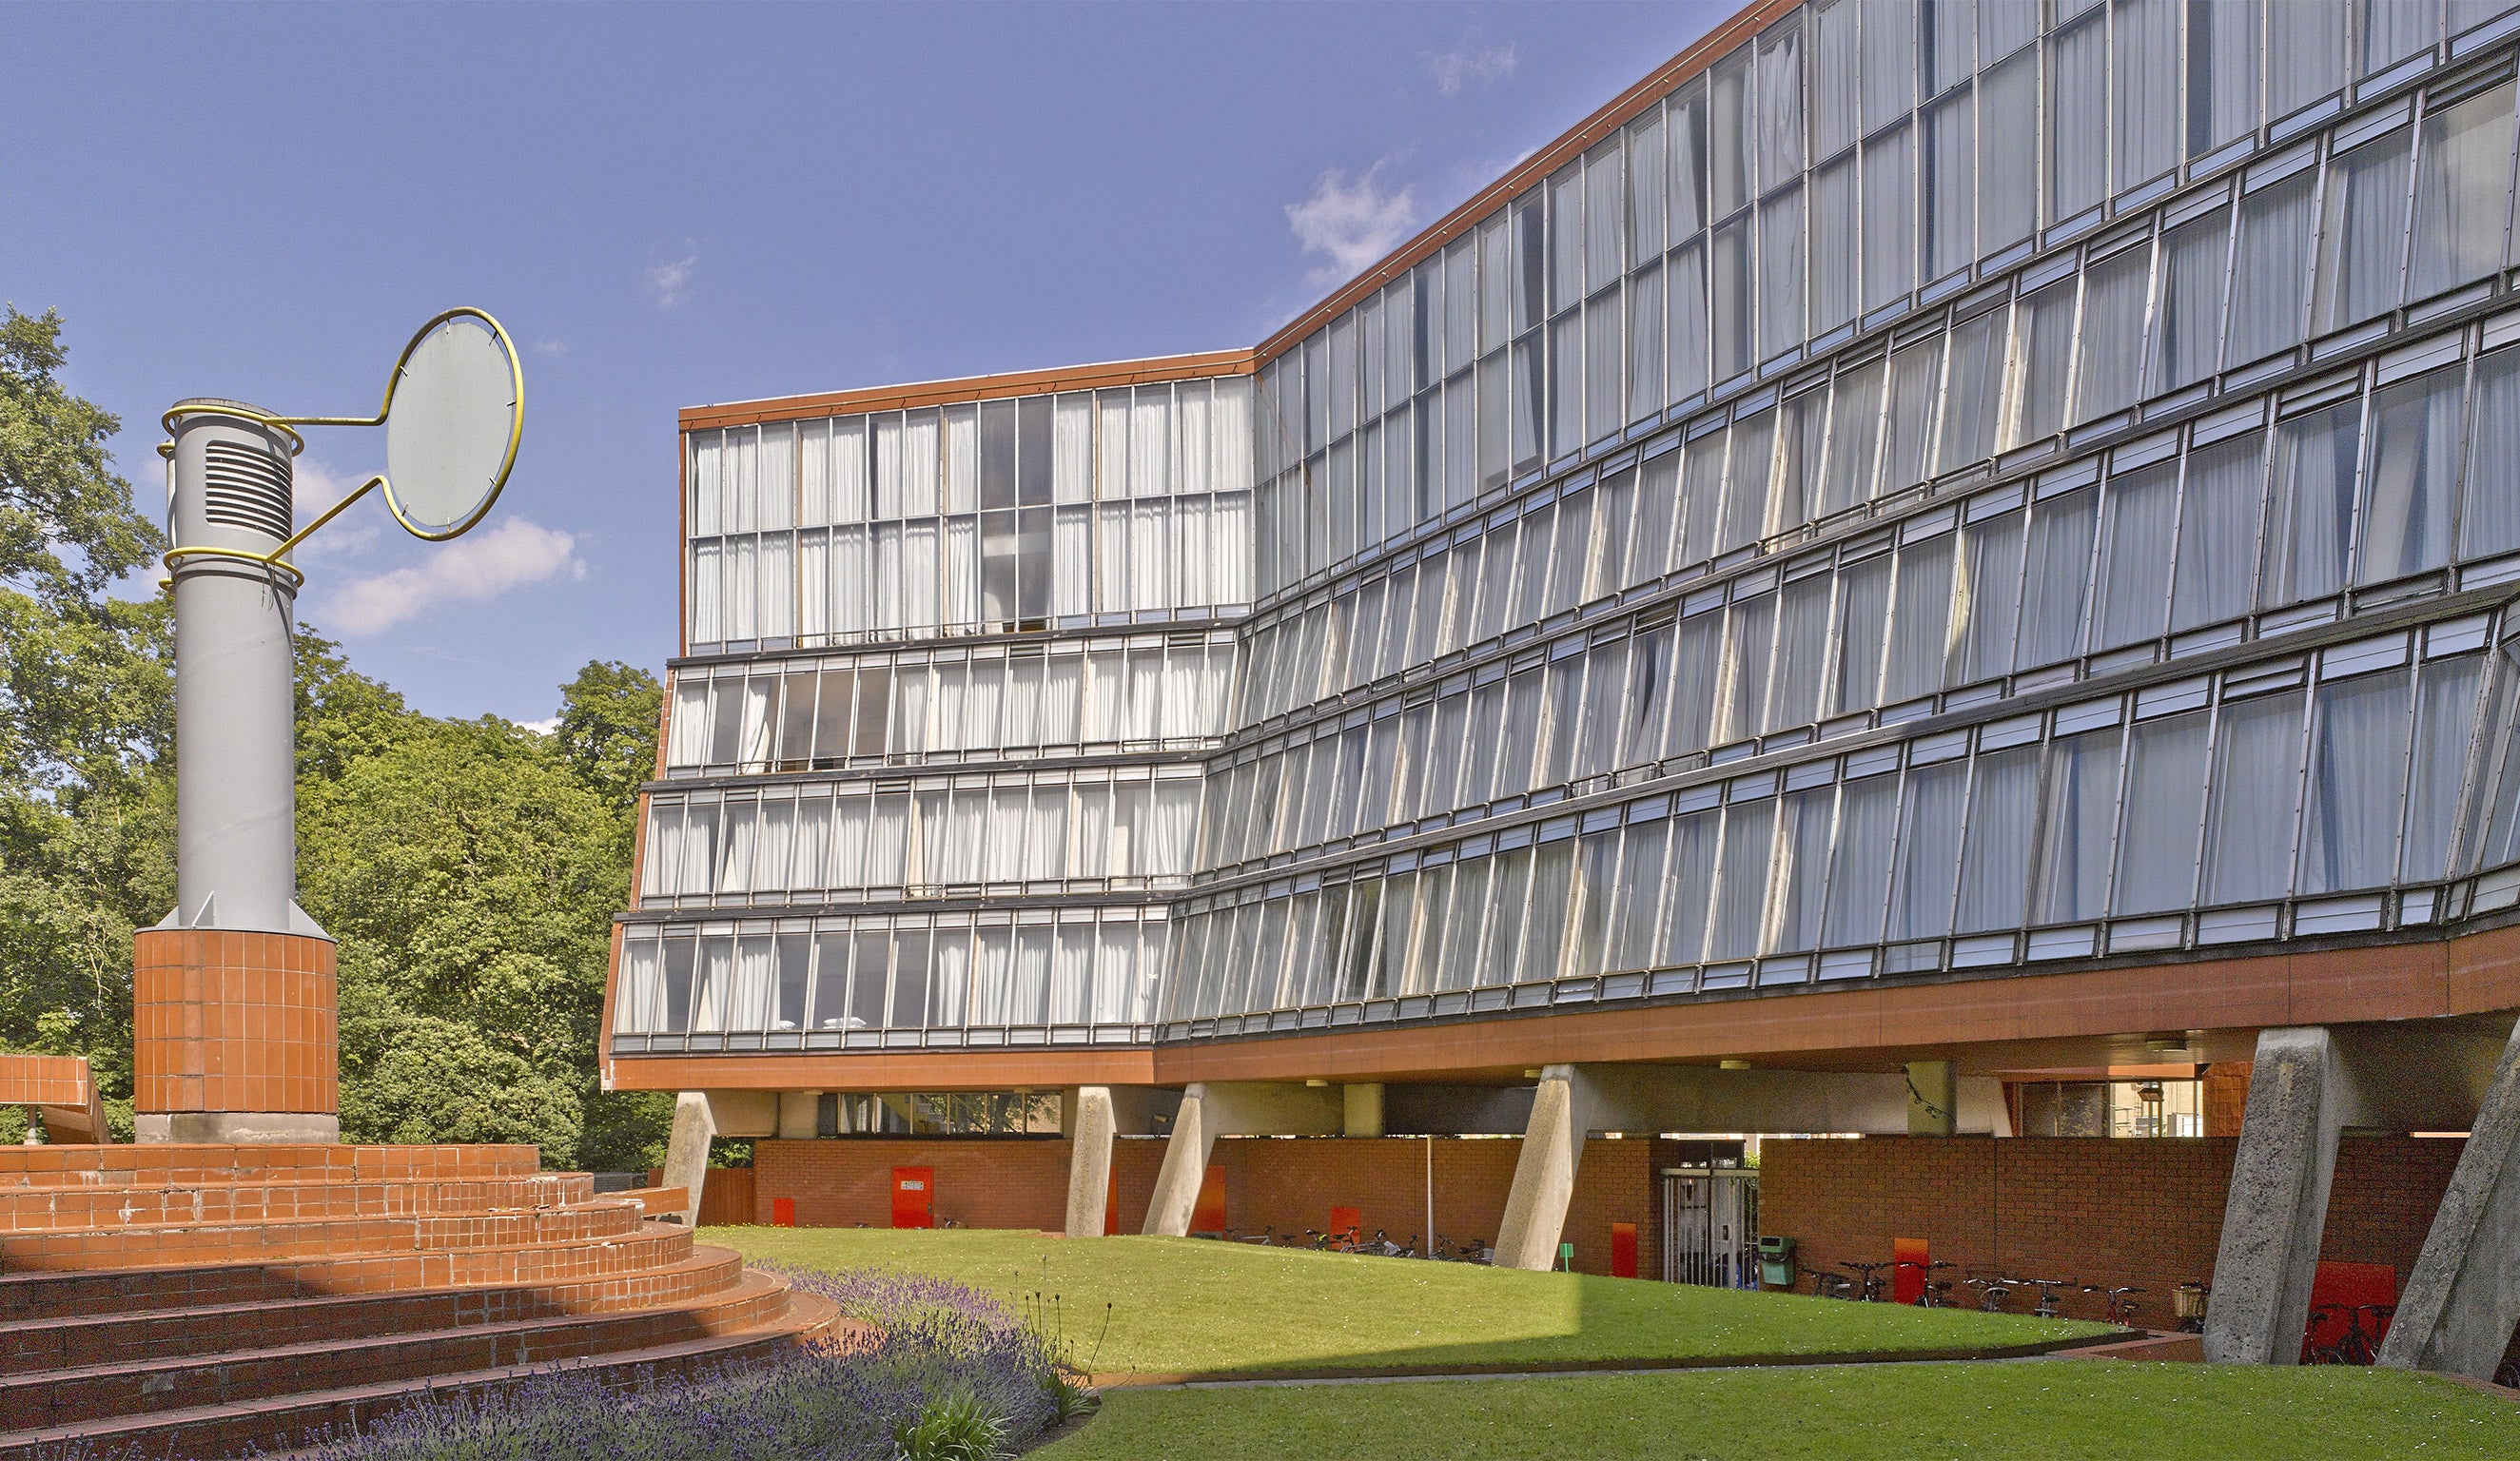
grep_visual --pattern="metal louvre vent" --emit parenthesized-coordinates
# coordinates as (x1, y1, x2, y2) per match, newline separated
(202, 439, 292, 541)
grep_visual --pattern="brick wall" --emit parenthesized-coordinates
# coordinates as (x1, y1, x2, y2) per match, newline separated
(749, 1133, 1667, 1276)
(1758, 1135, 2465, 1329)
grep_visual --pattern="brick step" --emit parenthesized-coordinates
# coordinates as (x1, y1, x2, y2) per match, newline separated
(0, 1196, 651, 1272)
(0, 1173, 596, 1231)
(0, 1144, 542, 1191)
(0, 1268, 802, 1432)
(0, 1289, 844, 1461)
(0, 1246, 751, 1377)
(0, 1222, 697, 1323)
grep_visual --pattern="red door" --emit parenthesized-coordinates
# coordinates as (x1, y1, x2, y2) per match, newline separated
(890, 1166, 934, 1229)
(1191, 1163, 1227, 1234)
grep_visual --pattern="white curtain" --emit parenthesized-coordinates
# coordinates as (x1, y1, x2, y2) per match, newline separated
(2405, 656, 2486, 882)
(2315, 129, 2413, 335)
(1955, 746, 2039, 934)
(1887, 762, 1965, 941)
(756, 426, 793, 531)
(791, 796, 831, 895)
(945, 404, 978, 514)
(929, 929, 970, 1029)
(1003, 657, 1043, 748)
(1215, 492, 1254, 603)
(931, 662, 970, 752)
(2074, 247, 2150, 426)
(1052, 505, 1094, 617)
(2113, 0, 2179, 191)
(2096, 465, 2179, 649)
(667, 680, 710, 768)
(799, 420, 830, 528)
(1175, 496, 1212, 607)
(1822, 775, 1898, 947)
(1095, 502, 1131, 613)
(1150, 780, 1199, 874)
(1084, 650, 1123, 740)
(2265, 402, 2362, 606)
(831, 416, 869, 524)
(1112, 782, 1150, 876)
(715, 800, 757, 894)
(828, 793, 869, 889)
(986, 789, 1027, 883)
(893, 668, 929, 753)
(1097, 392, 1131, 499)
(1979, 50, 2038, 252)
(2035, 729, 2124, 924)
(722, 429, 756, 535)
(1708, 803, 1774, 962)
(2017, 490, 2097, 671)
(1072, 783, 1112, 878)
(1011, 926, 1054, 1024)
(2410, 82, 2517, 300)
(2267, 0, 2348, 117)
(867, 791, 911, 886)
(966, 659, 1004, 750)
(690, 431, 723, 537)
(944, 515, 978, 626)
(2228, 172, 2317, 365)
(901, 519, 939, 631)
(1042, 654, 1084, 745)
(731, 935, 775, 1032)
(757, 798, 796, 893)
(2171, 433, 2266, 632)
(872, 523, 905, 632)
(2204, 691, 2309, 903)
(901, 410, 940, 516)
(616, 940, 660, 1033)
(2116, 711, 2211, 914)
(692, 936, 732, 1032)
(829, 525, 869, 634)
(872, 414, 904, 519)
(1768, 789, 1832, 954)
(2157, 207, 2234, 394)
(1884, 536, 1955, 701)
(2300, 671, 2413, 894)
(640, 805, 679, 897)
(2464, 351, 2520, 558)
(2357, 367, 2463, 585)
(676, 802, 716, 897)
(690, 542, 723, 645)
(1027, 787, 1070, 881)
(1130, 499, 1170, 612)
(797, 530, 830, 640)
(969, 928, 1012, 1026)
(1054, 395, 1095, 504)
(757, 533, 795, 640)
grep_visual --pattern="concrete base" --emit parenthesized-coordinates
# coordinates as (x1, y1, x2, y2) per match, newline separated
(1065, 1086, 1116, 1237)
(1143, 1083, 1216, 1237)
(2379, 1019, 2520, 1379)
(660, 1091, 716, 1228)
(1494, 1065, 1583, 1272)
(135, 1111, 341, 1144)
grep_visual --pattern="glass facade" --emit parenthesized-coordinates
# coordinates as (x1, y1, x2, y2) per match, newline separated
(615, 0, 2520, 1064)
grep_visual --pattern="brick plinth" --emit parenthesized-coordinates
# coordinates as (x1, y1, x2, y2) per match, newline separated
(132, 929, 338, 1118)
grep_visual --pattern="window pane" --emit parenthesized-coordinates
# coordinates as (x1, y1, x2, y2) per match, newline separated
(2410, 82, 2517, 302)
(2171, 432, 2266, 632)
(2357, 365, 2463, 585)
(2299, 670, 2413, 894)
(2311, 128, 2413, 336)
(2229, 171, 2317, 364)
(1887, 761, 1966, 941)
(2095, 463, 2179, 649)
(2155, 205, 2233, 393)
(2049, 15, 2106, 221)
(2203, 689, 2307, 903)
(2461, 348, 2520, 558)
(2260, 400, 2363, 607)
(2036, 728, 2124, 924)
(1864, 125, 1917, 310)
(2114, 0, 2180, 191)
(2115, 711, 2211, 914)
(1956, 744, 2040, 932)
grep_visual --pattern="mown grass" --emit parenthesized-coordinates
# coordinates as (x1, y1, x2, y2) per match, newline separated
(1029, 1362, 2520, 1461)
(711, 1227, 2109, 1376)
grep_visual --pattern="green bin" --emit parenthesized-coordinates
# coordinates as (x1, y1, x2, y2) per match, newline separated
(1757, 1235, 1796, 1289)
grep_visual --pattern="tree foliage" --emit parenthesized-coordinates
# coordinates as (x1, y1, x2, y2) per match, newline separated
(0, 306, 670, 1170)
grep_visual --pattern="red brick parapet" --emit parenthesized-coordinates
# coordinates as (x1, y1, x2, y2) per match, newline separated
(133, 929, 338, 1118)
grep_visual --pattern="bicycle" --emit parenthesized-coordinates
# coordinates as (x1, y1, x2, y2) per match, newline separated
(1838, 1259, 1892, 1302)
(1903, 1259, 1958, 1307)
(2015, 1277, 2075, 1319)
(1964, 1276, 2017, 1313)
(2081, 1284, 2146, 1328)
(1804, 1265, 1856, 1300)
(2306, 1303, 2393, 1366)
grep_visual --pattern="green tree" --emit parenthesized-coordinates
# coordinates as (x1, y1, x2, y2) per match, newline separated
(554, 659, 663, 814)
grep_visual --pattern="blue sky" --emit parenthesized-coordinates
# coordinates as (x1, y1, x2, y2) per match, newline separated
(3, 0, 1726, 725)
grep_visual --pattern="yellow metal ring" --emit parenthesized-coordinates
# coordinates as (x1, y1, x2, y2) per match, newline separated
(159, 402, 307, 456)
(162, 544, 307, 593)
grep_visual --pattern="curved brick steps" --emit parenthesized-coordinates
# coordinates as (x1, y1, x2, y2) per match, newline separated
(1, 1247, 752, 1375)
(0, 1195, 653, 1273)
(0, 1173, 595, 1231)
(0, 1289, 845, 1461)
(0, 1145, 541, 1191)
(0, 1268, 803, 1432)
(0, 1145, 831, 1460)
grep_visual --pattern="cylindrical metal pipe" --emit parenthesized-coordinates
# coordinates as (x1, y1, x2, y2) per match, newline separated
(166, 400, 301, 934)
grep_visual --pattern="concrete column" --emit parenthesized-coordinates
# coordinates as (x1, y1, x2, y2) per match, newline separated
(1143, 1082, 1216, 1237)
(1342, 1082, 1385, 1137)
(775, 1091, 820, 1140)
(2378, 1020, 2520, 1379)
(2205, 1028, 2348, 1365)
(1495, 1065, 1587, 1272)
(1065, 1086, 1117, 1238)
(660, 1091, 716, 1230)
(1905, 1061, 1958, 1136)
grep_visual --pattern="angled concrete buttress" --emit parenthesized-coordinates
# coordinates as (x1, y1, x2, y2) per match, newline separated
(1065, 1086, 1116, 1237)
(661, 1091, 717, 1230)
(2377, 1017, 2520, 1378)
(1494, 1065, 1587, 1271)
(1142, 1081, 1342, 1236)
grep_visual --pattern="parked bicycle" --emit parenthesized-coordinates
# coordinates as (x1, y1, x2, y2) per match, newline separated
(2081, 1284, 2146, 1328)
(1963, 1276, 2016, 1313)
(2014, 1277, 2075, 1319)
(1837, 1259, 1893, 1302)
(1904, 1259, 1959, 1308)
(1804, 1265, 1856, 1299)
(2306, 1303, 2394, 1366)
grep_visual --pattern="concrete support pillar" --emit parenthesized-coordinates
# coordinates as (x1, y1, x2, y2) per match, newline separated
(1342, 1083, 1385, 1137)
(1905, 1061, 1958, 1136)
(775, 1091, 820, 1140)
(1143, 1082, 1217, 1237)
(1495, 1065, 1586, 1272)
(1065, 1086, 1117, 1238)
(2205, 1028, 2348, 1364)
(2379, 1020, 2520, 1379)
(660, 1091, 716, 1230)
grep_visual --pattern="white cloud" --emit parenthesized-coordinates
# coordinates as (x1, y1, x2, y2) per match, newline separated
(516, 715, 560, 735)
(1285, 160, 1421, 283)
(645, 249, 698, 308)
(320, 517, 587, 636)
(532, 338, 568, 358)
(288, 458, 381, 559)
(1427, 29, 1516, 96)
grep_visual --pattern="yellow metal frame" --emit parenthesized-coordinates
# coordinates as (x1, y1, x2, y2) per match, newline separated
(157, 307, 524, 588)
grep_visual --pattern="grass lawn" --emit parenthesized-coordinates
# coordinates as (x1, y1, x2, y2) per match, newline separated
(1028, 1363, 2520, 1461)
(712, 1227, 2109, 1376)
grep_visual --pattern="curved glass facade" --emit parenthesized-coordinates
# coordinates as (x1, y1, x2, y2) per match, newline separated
(615, 0, 2520, 1065)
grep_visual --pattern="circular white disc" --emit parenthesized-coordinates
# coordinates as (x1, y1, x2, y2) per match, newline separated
(384, 316, 518, 536)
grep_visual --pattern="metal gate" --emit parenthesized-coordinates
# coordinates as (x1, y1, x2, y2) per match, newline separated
(1661, 1167, 1759, 1287)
